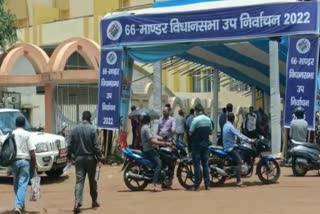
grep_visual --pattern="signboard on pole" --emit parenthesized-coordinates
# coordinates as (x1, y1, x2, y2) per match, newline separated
(97, 49, 122, 129)
(284, 36, 319, 130)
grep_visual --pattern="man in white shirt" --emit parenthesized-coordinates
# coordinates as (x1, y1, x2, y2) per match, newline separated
(245, 106, 258, 138)
(290, 107, 308, 142)
(11, 116, 36, 214)
(175, 110, 186, 142)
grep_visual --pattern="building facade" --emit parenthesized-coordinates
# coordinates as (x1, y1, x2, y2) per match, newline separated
(3, 0, 252, 135)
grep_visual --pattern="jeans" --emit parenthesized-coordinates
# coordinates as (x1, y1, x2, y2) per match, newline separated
(144, 149, 162, 184)
(75, 156, 98, 207)
(132, 127, 137, 148)
(191, 145, 210, 187)
(12, 160, 30, 209)
(229, 149, 242, 183)
(176, 133, 184, 142)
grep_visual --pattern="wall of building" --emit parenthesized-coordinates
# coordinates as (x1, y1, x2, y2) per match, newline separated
(6, 57, 45, 127)
(69, 0, 93, 18)
(6, 0, 254, 132)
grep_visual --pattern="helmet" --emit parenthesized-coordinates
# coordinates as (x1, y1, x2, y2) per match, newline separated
(294, 107, 305, 119)
(140, 112, 151, 124)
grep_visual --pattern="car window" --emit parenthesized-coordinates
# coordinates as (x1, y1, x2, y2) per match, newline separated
(0, 111, 32, 134)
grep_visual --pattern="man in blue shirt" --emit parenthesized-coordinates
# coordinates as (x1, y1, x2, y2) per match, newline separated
(189, 104, 213, 191)
(223, 113, 254, 187)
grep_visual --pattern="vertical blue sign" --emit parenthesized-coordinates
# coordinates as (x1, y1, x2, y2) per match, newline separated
(97, 49, 122, 129)
(284, 36, 319, 130)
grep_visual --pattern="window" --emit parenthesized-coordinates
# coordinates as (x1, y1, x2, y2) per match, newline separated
(202, 70, 212, 92)
(192, 70, 212, 92)
(192, 71, 202, 92)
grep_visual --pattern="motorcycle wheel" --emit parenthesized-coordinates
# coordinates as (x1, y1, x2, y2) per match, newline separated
(123, 162, 148, 191)
(176, 161, 201, 190)
(257, 159, 281, 184)
(292, 159, 307, 177)
(208, 158, 226, 187)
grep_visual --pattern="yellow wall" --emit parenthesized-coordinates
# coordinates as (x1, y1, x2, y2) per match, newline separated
(122, 0, 153, 8)
(27, 0, 53, 25)
(42, 18, 85, 45)
(256, 93, 264, 110)
(33, 5, 59, 25)
(69, 0, 92, 18)
(93, 0, 120, 43)
(7, 0, 29, 28)
(54, 0, 70, 19)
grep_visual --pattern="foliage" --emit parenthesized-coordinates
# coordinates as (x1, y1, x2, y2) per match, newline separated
(0, 0, 18, 52)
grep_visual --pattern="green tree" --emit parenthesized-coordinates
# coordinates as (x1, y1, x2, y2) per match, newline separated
(0, 0, 17, 52)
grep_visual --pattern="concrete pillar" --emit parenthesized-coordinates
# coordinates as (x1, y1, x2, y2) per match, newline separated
(212, 69, 219, 143)
(263, 93, 270, 114)
(269, 38, 282, 155)
(44, 83, 54, 133)
(251, 86, 256, 109)
(152, 61, 162, 135)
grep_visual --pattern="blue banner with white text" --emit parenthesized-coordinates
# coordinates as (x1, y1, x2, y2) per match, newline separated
(284, 36, 319, 130)
(97, 49, 122, 129)
(102, 1, 318, 47)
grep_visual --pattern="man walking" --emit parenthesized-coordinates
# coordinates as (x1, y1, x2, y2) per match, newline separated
(189, 104, 212, 191)
(12, 116, 36, 214)
(68, 111, 102, 213)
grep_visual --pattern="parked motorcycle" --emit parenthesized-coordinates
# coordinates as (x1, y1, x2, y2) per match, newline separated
(208, 137, 281, 186)
(121, 140, 188, 191)
(288, 140, 320, 176)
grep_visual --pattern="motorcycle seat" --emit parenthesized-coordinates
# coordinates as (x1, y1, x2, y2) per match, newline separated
(131, 149, 144, 155)
(209, 145, 224, 150)
(290, 140, 307, 145)
(291, 140, 320, 150)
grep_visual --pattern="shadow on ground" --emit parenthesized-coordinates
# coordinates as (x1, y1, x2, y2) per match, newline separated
(0, 175, 69, 185)
(0, 211, 42, 214)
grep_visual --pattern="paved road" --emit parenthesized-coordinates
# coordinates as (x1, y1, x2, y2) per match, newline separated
(0, 166, 319, 214)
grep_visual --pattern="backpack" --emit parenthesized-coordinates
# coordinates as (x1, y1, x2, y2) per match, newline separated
(0, 133, 17, 167)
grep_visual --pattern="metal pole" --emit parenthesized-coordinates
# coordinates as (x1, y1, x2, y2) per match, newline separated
(269, 38, 282, 155)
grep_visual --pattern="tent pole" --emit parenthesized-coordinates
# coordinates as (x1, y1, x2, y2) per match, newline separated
(212, 69, 219, 144)
(152, 61, 162, 135)
(269, 38, 282, 155)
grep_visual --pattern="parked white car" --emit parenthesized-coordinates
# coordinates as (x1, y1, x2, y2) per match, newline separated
(0, 109, 68, 178)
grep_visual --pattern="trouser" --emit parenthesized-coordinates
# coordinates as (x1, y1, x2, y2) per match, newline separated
(144, 149, 162, 184)
(191, 145, 210, 187)
(12, 159, 30, 209)
(75, 156, 98, 207)
(176, 133, 184, 142)
(229, 149, 242, 183)
(132, 128, 137, 148)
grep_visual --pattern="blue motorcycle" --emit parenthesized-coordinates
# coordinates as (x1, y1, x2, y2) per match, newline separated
(208, 137, 280, 186)
(121, 140, 188, 191)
